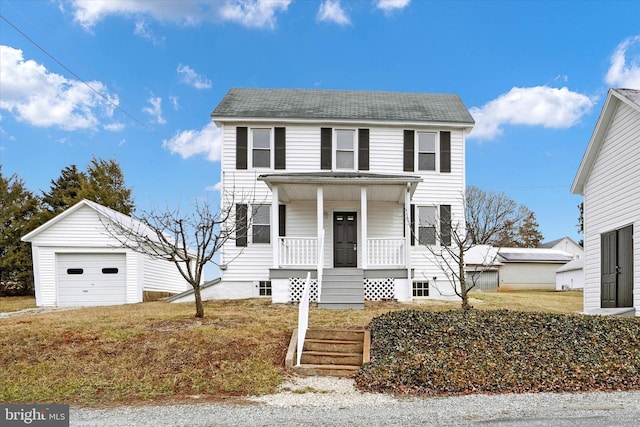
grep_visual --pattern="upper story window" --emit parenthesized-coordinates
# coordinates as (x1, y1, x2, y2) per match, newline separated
(251, 129, 271, 168)
(335, 130, 356, 170)
(417, 132, 437, 171)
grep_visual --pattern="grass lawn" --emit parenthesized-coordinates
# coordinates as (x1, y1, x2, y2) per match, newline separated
(0, 291, 589, 406)
(0, 295, 37, 313)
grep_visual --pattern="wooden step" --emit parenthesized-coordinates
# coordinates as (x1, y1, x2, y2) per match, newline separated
(293, 364, 361, 378)
(304, 339, 363, 353)
(306, 328, 364, 341)
(301, 351, 363, 366)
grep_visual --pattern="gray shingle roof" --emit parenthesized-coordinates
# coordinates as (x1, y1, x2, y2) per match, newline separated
(211, 88, 475, 125)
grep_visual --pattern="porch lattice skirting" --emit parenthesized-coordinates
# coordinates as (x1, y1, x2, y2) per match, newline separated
(289, 277, 395, 302)
(289, 278, 319, 302)
(364, 278, 395, 300)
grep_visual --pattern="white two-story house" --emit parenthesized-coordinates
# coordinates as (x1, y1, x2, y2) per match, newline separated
(210, 88, 475, 308)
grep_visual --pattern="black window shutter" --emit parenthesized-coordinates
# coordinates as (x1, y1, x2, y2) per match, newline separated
(236, 127, 248, 170)
(403, 130, 414, 172)
(358, 128, 370, 171)
(440, 205, 451, 246)
(236, 204, 248, 247)
(321, 128, 332, 170)
(440, 131, 451, 173)
(279, 204, 286, 237)
(410, 204, 416, 246)
(275, 127, 286, 170)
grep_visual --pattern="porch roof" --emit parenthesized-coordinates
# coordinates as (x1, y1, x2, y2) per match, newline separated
(258, 172, 422, 203)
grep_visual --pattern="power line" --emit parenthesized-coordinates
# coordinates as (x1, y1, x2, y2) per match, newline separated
(0, 12, 159, 136)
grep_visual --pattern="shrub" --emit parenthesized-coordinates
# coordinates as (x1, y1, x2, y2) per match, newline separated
(355, 309, 640, 396)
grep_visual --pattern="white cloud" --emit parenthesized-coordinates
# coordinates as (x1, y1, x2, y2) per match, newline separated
(70, 0, 290, 30)
(163, 122, 222, 162)
(104, 122, 125, 132)
(220, 0, 292, 28)
(142, 96, 166, 125)
(605, 35, 640, 89)
(134, 19, 163, 44)
(177, 64, 212, 90)
(206, 181, 224, 192)
(170, 96, 180, 110)
(0, 45, 119, 131)
(468, 86, 595, 141)
(375, 0, 411, 12)
(318, 0, 350, 25)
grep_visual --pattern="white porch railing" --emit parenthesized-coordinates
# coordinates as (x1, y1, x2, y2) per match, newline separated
(279, 237, 317, 266)
(367, 238, 405, 266)
(296, 272, 312, 367)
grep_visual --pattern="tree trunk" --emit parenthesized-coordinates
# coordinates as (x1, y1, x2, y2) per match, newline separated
(459, 244, 472, 311)
(193, 284, 204, 318)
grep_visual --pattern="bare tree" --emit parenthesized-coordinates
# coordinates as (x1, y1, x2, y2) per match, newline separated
(101, 196, 245, 318)
(414, 201, 499, 310)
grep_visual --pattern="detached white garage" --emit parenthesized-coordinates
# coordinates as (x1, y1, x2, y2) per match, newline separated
(22, 199, 191, 307)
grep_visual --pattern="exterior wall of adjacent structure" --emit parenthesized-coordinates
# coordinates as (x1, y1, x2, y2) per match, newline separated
(498, 262, 564, 291)
(27, 204, 189, 306)
(581, 101, 640, 313)
(218, 122, 467, 301)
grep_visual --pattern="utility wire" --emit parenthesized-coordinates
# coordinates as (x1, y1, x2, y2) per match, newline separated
(0, 12, 159, 136)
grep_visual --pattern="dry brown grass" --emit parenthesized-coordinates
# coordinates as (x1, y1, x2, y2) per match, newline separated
(0, 291, 583, 406)
(0, 295, 37, 313)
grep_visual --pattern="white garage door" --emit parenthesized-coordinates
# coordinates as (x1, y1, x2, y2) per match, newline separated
(57, 253, 127, 307)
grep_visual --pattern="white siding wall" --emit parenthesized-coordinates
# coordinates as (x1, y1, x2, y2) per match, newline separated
(143, 256, 190, 293)
(582, 102, 640, 312)
(219, 122, 467, 300)
(499, 263, 562, 291)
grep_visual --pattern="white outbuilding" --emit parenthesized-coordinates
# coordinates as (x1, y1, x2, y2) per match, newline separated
(22, 199, 190, 307)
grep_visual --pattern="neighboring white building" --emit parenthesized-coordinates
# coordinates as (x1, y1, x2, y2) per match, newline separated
(571, 88, 640, 316)
(556, 258, 584, 291)
(210, 88, 475, 307)
(496, 248, 573, 291)
(22, 199, 190, 307)
(539, 237, 583, 259)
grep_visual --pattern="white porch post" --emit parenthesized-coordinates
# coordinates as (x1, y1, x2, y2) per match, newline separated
(272, 185, 279, 268)
(317, 186, 324, 262)
(404, 184, 412, 283)
(361, 187, 368, 269)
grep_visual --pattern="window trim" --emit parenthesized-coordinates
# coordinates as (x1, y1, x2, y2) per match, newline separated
(416, 131, 438, 172)
(250, 128, 273, 169)
(251, 204, 271, 244)
(333, 129, 357, 171)
(417, 205, 438, 246)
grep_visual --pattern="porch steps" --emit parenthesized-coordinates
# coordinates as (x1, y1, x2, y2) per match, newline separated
(286, 328, 370, 377)
(319, 268, 364, 309)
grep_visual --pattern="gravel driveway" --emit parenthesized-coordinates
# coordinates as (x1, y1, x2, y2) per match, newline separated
(72, 376, 640, 426)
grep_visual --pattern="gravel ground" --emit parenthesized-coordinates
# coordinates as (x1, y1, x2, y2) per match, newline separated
(71, 376, 640, 427)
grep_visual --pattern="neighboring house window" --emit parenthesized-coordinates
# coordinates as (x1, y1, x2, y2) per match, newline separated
(259, 280, 272, 296)
(252, 204, 271, 244)
(335, 129, 356, 170)
(418, 206, 437, 245)
(417, 132, 437, 171)
(251, 129, 271, 168)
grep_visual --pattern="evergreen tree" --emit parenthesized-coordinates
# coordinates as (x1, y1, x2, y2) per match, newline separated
(41, 164, 87, 220)
(0, 167, 42, 295)
(84, 157, 134, 215)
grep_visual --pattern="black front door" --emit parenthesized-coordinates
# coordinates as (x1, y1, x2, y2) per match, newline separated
(601, 225, 634, 308)
(334, 212, 357, 267)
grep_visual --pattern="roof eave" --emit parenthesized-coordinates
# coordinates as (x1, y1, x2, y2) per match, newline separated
(211, 115, 474, 129)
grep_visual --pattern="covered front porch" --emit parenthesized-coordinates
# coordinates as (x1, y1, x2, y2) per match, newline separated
(259, 172, 421, 306)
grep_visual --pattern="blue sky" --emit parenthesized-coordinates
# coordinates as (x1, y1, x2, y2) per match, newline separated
(1, 0, 640, 258)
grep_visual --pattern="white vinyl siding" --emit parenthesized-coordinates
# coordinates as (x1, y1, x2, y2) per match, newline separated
(582, 101, 640, 312)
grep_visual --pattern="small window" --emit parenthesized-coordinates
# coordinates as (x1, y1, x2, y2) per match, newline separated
(252, 129, 271, 168)
(252, 204, 271, 244)
(335, 130, 355, 169)
(102, 268, 119, 274)
(417, 132, 436, 171)
(418, 206, 437, 245)
(67, 268, 83, 275)
(413, 281, 429, 297)
(259, 280, 272, 296)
